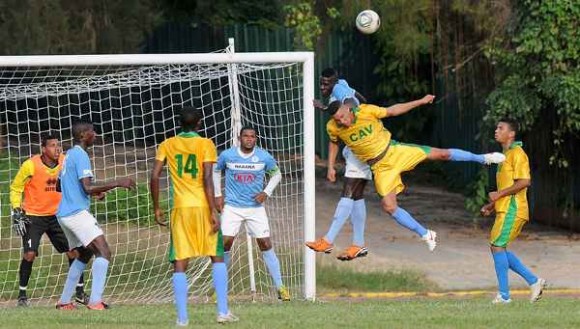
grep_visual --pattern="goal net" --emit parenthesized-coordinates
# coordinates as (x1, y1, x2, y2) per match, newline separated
(0, 45, 315, 305)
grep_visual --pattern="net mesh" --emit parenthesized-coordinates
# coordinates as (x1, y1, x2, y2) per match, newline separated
(0, 54, 306, 305)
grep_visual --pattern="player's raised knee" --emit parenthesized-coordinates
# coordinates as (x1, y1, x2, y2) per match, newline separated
(256, 238, 272, 251)
(380, 195, 398, 215)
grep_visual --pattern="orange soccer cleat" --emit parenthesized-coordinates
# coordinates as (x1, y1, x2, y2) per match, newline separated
(305, 237, 334, 253)
(336, 245, 368, 261)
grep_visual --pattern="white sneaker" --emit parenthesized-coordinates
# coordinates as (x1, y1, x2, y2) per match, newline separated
(176, 319, 189, 327)
(530, 278, 546, 302)
(217, 312, 239, 324)
(483, 152, 506, 165)
(492, 293, 512, 304)
(421, 230, 437, 252)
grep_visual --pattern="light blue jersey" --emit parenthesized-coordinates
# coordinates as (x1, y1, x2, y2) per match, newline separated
(216, 147, 279, 208)
(329, 79, 360, 106)
(57, 145, 93, 217)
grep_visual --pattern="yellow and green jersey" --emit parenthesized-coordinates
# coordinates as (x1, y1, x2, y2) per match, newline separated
(326, 104, 391, 162)
(494, 141, 530, 220)
(155, 132, 217, 208)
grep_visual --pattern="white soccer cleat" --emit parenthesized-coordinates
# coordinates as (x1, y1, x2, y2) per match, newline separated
(530, 278, 547, 302)
(421, 230, 437, 252)
(217, 312, 239, 324)
(492, 293, 512, 304)
(483, 152, 506, 165)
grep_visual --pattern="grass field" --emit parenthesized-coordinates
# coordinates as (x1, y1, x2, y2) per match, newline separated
(1, 297, 579, 329)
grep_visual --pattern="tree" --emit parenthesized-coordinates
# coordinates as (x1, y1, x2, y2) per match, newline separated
(485, 0, 580, 168)
(0, 0, 160, 55)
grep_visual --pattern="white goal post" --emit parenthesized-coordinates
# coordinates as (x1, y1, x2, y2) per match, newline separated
(0, 46, 316, 305)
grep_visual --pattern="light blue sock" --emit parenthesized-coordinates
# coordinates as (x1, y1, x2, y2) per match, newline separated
(325, 197, 354, 243)
(60, 259, 86, 303)
(262, 249, 283, 289)
(88, 257, 109, 305)
(506, 251, 538, 285)
(492, 251, 510, 300)
(172, 273, 188, 324)
(391, 207, 428, 237)
(223, 251, 231, 268)
(351, 199, 366, 246)
(449, 149, 485, 164)
(212, 262, 229, 316)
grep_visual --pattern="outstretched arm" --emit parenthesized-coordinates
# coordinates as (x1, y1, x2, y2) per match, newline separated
(386, 94, 435, 117)
(81, 176, 135, 195)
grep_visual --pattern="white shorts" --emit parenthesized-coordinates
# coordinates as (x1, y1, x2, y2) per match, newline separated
(57, 210, 104, 248)
(221, 205, 270, 238)
(343, 146, 372, 180)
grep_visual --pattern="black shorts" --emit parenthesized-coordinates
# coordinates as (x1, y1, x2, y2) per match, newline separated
(22, 215, 70, 254)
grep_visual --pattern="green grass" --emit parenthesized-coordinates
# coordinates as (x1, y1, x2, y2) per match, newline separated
(1, 298, 579, 329)
(317, 264, 433, 293)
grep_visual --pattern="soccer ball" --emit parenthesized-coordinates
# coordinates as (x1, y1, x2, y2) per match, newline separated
(355, 10, 381, 34)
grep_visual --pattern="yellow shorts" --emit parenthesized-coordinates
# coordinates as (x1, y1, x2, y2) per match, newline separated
(168, 207, 224, 262)
(490, 211, 527, 248)
(371, 141, 431, 196)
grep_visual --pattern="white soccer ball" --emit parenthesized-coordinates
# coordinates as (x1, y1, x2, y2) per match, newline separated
(355, 10, 381, 35)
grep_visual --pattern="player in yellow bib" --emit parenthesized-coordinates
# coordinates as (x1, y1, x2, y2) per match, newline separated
(326, 96, 506, 251)
(480, 118, 545, 304)
(150, 107, 238, 326)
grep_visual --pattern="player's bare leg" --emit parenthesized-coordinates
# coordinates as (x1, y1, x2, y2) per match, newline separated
(256, 237, 289, 301)
(222, 235, 235, 267)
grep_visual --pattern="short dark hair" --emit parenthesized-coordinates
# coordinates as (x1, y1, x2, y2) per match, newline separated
(321, 68, 338, 78)
(343, 98, 357, 106)
(327, 100, 343, 115)
(180, 106, 203, 131)
(41, 133, 59, 147)
(499, 117, 519, 136)
(239, 126, 256, 136)
(72, 120, 93, 141)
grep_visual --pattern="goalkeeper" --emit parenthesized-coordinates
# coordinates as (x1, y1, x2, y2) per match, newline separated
(9, 135, 85, 306)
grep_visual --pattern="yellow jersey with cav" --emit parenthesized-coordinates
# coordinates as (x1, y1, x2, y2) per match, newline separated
(326, 104, 391, 162)
(155, 132, 217, 208)
(494, 141, 530, 220)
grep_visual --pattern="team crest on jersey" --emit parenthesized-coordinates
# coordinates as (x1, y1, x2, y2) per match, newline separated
(251, 156, 259, 163)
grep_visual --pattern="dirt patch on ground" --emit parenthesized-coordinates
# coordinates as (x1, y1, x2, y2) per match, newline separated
(314, 169, 580, 290)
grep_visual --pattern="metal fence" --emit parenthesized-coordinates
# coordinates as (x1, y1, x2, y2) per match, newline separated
(142, 22, 579, 231)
